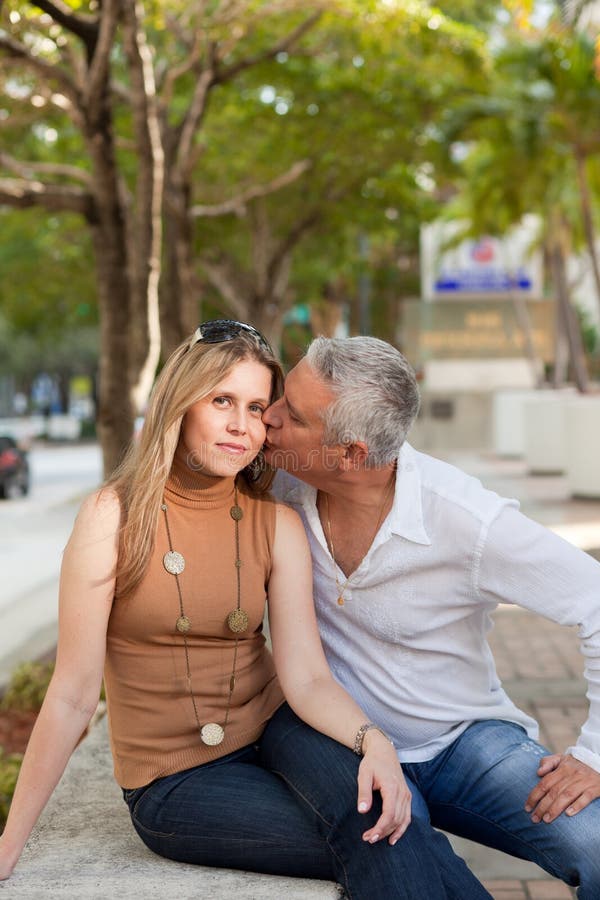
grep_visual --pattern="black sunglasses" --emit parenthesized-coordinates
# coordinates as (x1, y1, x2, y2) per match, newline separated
(188, 320, 273, 354)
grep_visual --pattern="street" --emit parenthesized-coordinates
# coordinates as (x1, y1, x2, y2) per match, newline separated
(0, 442, 103, 687)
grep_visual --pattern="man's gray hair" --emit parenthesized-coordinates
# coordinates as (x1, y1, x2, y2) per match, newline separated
(305, 335, 420, 466)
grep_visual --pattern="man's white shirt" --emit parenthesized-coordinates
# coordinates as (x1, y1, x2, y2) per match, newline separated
(273, 442, 600, 773)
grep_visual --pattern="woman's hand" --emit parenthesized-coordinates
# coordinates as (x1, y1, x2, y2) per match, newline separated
(0, 837, 17, 880)
(357, 730, 412, 846)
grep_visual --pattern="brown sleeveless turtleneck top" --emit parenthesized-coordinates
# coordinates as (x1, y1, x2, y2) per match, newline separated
(104, 455, 284, 788)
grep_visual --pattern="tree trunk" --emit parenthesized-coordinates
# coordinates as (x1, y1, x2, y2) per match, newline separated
(574, 148, 600, 320)
(160, 177, 200, 358)
(122, 0, 164, 417)
(91, 221, 135, 476)
(552, 291, 570, 388)
(84, 82, 135, 476)
(510, 293, 544, 387)
(245, 298, 286, 351)
(89, 0, 165, 475)
(549, 239, 589, 393)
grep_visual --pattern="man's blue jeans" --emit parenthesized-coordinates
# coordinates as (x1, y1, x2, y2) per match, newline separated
(124, 705, 492, 899)
(400, 719, 600, 899)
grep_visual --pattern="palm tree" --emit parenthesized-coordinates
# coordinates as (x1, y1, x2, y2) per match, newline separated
(559, 1, 600, 25)
(495, 29, 600, 322)
(440, 29, 595, 389)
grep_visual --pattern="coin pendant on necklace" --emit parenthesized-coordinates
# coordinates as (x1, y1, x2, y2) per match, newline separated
(230, 505, 243, 521)
(227, 608, 249, 634)
(176, 615, 191, 634)
(200, 722, 225, 746)
(164, 550, 185, 575)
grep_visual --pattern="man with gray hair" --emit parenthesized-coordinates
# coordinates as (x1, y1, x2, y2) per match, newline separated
(261, 335, 600, 897)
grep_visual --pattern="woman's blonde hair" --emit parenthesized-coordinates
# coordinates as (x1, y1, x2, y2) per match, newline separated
(107, 330, 284, 599)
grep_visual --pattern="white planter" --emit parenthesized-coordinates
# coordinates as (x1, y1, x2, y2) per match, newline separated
(564, 395, 600, 498)
(492, 390, 542, 457)
(523, 390, 574, 474)
(46, 414, 81, 441)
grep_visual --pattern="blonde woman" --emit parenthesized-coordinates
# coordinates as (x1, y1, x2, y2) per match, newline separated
(0, 321, 490, 899)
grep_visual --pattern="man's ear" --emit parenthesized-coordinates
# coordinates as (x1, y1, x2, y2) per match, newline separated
(339, 441, 369, 471)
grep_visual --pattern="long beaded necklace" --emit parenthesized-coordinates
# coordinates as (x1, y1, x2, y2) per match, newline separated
(323, 475, 395, 608)
(161, 482, 249, 746)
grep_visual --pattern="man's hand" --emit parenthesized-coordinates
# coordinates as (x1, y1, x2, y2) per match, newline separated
(525, 753, 600, 823)
(357, 731, 412, 846)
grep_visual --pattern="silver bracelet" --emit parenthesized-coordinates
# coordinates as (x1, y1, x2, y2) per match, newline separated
(353, 722, 389, 756)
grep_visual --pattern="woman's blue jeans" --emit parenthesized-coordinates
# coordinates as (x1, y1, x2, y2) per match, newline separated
(124, 704, 491, 899)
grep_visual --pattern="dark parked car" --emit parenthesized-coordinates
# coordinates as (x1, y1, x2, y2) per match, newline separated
(0, 436, 30, 499)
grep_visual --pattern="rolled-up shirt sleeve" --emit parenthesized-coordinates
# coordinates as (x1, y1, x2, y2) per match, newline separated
(476, 504, 600, 773)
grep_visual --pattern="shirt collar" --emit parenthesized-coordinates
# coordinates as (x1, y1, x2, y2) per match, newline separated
(275, 442, 431, 547)
(388, 442, 431, 546)
(275, 469, 316, 507)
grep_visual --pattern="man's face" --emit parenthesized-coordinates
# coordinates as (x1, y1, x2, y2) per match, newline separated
(263, 358, 339, 482)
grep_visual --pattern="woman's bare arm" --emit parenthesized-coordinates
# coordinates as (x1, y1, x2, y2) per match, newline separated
(0, 489, 119, 880)
(268, 503, 410, 846)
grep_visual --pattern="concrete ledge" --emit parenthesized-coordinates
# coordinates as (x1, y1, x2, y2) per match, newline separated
(3, 717, 342, 899)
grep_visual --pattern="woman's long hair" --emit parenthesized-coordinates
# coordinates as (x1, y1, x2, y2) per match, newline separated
(106, 332, 284, 599)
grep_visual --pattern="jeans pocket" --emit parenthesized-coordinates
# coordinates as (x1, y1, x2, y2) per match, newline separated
(122, 784, 150, 810)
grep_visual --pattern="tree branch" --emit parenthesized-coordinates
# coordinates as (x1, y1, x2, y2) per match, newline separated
(0, 177, 96, 219)
(0, 34, 79, 103)
(268, 207, 322, 281)
(172, 10, 321, 171)
(199, 254, 249, 319)
(161, 41, 204, 106)
(121, 0, 164, 409)
(0, 152, 93, 186)
(110, 78, 132, 105)
(32, 0, 98, 47)
(85, 0, 120, 112)
(61, 40, 88, 94)
(164, 10, 198, 52)
(175, 60, 216, 176)
(214, 11, 321, 84)
(281, 206, 322, 251)
(190, 159, 312, 218)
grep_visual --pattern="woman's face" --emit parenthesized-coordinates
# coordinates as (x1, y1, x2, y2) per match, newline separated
(180, 358, 272, 477)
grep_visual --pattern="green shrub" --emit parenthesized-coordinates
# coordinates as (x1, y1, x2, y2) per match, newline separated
(0, 747, 23, 829)
(79, 419, 97, 439)
(0, 661, 55, 712)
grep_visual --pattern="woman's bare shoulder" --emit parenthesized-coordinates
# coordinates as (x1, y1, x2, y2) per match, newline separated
(69, 487, 122, 547)
(272, 502, 310, 560)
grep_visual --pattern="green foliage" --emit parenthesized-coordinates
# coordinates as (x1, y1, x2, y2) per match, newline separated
(4, 0, 575, 355)
(576, 304, 600, 354)
(433, 0, 504, 26)
(0, 312, 99, 404)
(0, 205, 98, 398)
(0, 210, 96, 337)
(1, 0, 486, 347)
(0, 661, 55, 713)
(191, 1, 488, 324)
(439, 18, 600, 253)
(0, 748, 23, 829)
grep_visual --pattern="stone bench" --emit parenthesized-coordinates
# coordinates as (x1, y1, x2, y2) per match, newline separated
(3, 716, 342, 899)
(3, 713, 553, 898)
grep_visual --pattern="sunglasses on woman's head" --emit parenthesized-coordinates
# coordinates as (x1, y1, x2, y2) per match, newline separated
(188, 320, 272, 354)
